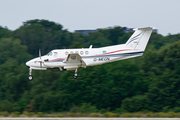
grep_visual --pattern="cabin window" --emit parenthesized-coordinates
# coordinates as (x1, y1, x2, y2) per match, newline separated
(70, 51, 73, 54)
(75, 51, 79, 54)
(54, 52, 58, 57)
(103, 51, 106, 54)
(85, 51, 89, 55)
(80, 51, 84, 55)
(65, 51, 69, 55)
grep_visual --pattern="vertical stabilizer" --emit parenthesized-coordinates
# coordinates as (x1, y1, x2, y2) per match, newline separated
(125, 27, 155, 51)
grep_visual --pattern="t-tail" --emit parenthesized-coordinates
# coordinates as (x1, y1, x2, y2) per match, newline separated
(125, 27, 156, 51)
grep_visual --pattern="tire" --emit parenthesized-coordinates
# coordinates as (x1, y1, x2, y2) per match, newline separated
(74, 73, 78, 77)
(73, 76, 77, 79)
(28, 75, 33, 81)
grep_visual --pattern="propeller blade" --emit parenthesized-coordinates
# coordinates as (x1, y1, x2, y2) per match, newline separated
(39, 49, 41, 59)
(39, 49, 42, 68)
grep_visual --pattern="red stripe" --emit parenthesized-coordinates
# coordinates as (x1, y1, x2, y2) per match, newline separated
(49, 49, 133, 62)
(49, 58, 65, 62)
(95, 49, 132, 56)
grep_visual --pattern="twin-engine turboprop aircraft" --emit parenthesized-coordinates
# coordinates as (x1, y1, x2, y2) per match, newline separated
(26, 27, 155, 80)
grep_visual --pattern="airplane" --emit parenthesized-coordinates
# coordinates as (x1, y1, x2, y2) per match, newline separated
(26, 27, 155, 80)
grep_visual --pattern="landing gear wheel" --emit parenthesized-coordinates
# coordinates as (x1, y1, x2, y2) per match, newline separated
(28, 75, 33, 81)
(28, 68, 33, 81)
(73, 73, 78, 79)
(73, 75, 77, 79)
(73, 68, 78, 79)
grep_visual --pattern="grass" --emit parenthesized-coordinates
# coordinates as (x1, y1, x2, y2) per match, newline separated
(0, 111, 180, 118)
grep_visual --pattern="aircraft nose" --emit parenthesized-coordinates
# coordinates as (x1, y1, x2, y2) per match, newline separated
(26, 61, 31, 66)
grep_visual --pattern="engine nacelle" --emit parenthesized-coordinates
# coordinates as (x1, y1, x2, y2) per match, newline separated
(63, 66, 78, 71)
(30, 67, 47, 70)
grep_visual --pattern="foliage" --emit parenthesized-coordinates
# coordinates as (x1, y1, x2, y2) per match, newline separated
(37, 112, 44, 117)
(0, 19, 180, 113)
(89, 113, 100, 117)
(12, 111, 21, 117)
(1, 111, 9, 117)
(122, 95, 148, 112)
(0, 26, 12, 38)
(103, 112, 119, 117)
(69, 103, 98, 113)
(1, 111, 180, 118)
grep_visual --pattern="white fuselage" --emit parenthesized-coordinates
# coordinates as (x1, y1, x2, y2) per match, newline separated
(26, 44, 143, 70)
(26, 27, 155, 80)
(26, 26, 155, 74)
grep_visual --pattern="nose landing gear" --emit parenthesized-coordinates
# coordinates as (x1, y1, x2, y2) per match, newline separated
(73, 68, 78, 79)
(28, 68, 33, 81)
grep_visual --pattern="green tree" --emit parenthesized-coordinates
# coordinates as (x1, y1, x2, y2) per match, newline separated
(88, 32, 111, 48)
(122, 95, 148, 112)
(1, 19, 180, 113)
(0, 38, 32, 112)
(141, 41, 180, 112)
(0, 26, 12, 38)
(14, 19, 71, 57)
(98, 26, 125, 45)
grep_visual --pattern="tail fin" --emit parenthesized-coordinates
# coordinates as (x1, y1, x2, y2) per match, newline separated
(125, 27, 155, 51)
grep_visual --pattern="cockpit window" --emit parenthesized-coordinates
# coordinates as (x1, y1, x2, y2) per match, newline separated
(47, 51, 53, 56)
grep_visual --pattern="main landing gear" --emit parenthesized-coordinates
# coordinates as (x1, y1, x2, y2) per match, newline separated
(28, 68, 33, 81)
(73, 68, 78, 79)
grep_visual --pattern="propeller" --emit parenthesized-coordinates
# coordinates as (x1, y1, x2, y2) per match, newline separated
(39, 49, 43, 68)
(39, 49, 41, 59)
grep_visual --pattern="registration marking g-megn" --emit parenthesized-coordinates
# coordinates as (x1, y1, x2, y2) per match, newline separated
(93, 57, 110, 62)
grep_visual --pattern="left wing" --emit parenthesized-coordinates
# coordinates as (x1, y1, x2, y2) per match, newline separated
(63, 53, 86, 67)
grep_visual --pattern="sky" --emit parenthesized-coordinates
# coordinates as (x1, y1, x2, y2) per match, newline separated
(0, 0, 180, 36)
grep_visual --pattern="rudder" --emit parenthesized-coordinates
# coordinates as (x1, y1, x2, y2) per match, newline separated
(125, 27, 155, 51)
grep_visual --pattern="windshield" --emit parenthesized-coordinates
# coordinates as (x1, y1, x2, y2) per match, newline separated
(47, 51, 53, 56)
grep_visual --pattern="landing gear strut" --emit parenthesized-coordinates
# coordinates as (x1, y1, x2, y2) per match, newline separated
(28, 68, 33, 81)
(73, 68, 78, 79)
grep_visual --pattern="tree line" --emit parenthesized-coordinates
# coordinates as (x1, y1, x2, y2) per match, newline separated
(0, 19, 180, 113)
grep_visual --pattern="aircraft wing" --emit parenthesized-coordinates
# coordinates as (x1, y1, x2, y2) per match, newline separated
(63, 53, 86, 67)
